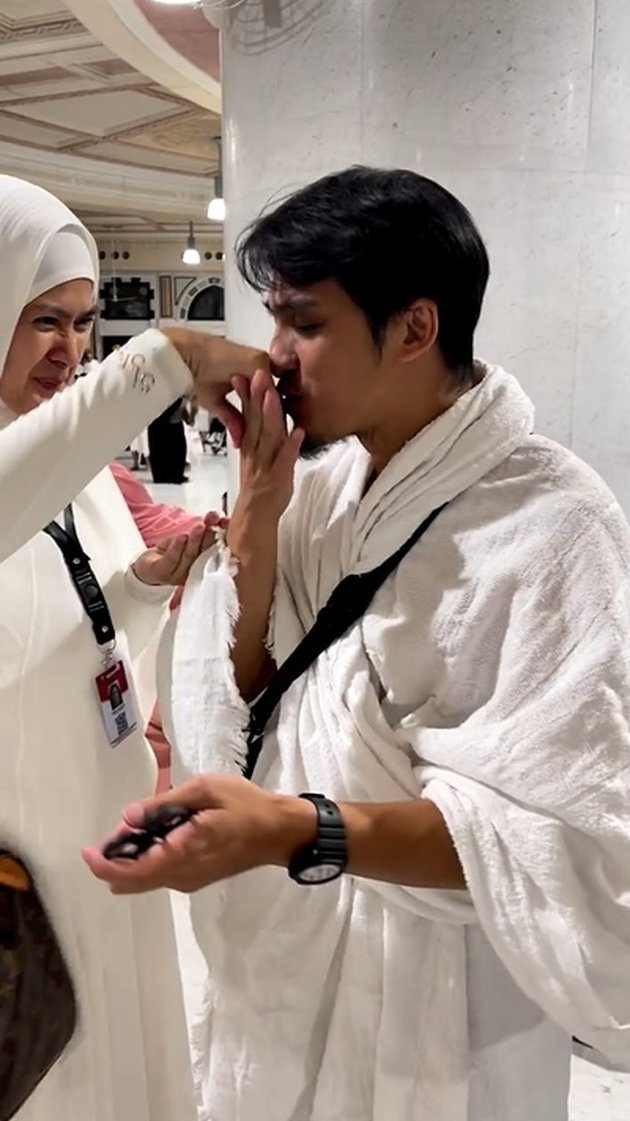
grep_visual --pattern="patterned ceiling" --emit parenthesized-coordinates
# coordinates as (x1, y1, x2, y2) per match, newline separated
(0, 0, 221, 234)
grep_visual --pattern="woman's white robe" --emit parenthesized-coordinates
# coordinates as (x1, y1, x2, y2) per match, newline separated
(0, 398, 197, 1120)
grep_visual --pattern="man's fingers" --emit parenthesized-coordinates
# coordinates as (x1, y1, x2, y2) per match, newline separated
(81, 833, 186, 894)
(280, 426, 305, 471)
(228, 368, 280, 455)
(215, 400, 245, 449)
(258, 388, 289, 461)
(250, 367, 275, 394)
(82, 786, 209, 891)
(242, 370, 267, 450)
(230, 374, 250, 411)
(122, 779, 216, 828)
(81, 781, 222, 894)
(231, 373, 250, 396)
(250, 351, 271, 377)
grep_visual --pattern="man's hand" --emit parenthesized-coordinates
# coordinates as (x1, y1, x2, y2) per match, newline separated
(230, 368, 304, 520)
(160, 329, 270, 448)
(224, 369, 303, 700)
(82, 776, 317, 894)
(133, 515, 222, 587)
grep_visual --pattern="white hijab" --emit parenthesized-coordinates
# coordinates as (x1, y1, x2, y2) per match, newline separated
(0, 175, 99, 378)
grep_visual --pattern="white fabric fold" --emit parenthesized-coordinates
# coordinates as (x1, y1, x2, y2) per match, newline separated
(159, 535, 250, 778)
(162, 362, 630, 1120)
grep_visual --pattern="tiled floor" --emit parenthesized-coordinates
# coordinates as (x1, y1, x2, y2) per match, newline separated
(136, 439, 229, 516)
(570, 1052, 630, 1119)
(145, 448, 630, 1119)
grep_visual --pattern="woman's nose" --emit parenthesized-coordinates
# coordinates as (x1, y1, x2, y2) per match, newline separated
(51, 333, 83, 368)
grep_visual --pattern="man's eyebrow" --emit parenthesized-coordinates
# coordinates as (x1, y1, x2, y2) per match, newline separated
(263, 295, 321, 316)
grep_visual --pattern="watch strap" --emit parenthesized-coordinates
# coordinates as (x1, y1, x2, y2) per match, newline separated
(288, 793, 347, 881)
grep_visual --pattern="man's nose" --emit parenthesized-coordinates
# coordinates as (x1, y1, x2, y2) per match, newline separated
(269, 329, 298, 372)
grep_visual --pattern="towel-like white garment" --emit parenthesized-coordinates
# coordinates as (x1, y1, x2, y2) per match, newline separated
(161, 363, 630, 1121)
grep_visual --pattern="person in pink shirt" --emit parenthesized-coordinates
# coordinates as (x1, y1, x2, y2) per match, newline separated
(110, 461, 224, 789)
(110, 460, 205, 544)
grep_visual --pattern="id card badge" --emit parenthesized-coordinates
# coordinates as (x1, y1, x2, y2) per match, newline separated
(94, 659, 138, 747)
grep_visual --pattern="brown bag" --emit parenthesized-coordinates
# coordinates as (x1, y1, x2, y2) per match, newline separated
(0, 852, 77, 1121)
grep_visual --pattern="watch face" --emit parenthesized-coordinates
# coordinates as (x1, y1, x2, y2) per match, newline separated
(297, 863, 343, 885)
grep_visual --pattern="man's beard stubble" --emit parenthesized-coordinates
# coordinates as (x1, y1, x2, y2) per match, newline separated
(298, 434, 339, 460)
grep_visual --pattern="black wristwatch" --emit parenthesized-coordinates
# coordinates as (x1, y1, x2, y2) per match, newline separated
(288, 793, 348, 885)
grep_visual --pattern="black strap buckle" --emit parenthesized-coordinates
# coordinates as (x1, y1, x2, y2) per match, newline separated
(102, 806, 194, 861)
(43, 505, 117, 648)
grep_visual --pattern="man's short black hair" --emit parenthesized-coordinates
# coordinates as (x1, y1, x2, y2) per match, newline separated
(236, 165, 490, 382)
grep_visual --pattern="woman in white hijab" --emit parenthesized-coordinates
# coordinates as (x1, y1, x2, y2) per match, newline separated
(0, 175, 230, 1120)
(0, 177, 265, 565)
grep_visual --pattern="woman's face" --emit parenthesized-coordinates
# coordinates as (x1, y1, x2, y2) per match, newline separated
(1, 279, 97, 415)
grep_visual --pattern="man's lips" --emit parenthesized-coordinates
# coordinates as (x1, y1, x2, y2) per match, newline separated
(277, 373, 301, 398)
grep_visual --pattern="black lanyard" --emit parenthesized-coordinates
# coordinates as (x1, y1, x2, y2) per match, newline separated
(42, 505, 116, 649)
(245, 502, 447, 779)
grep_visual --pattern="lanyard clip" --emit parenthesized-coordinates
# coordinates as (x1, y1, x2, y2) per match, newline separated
(100, 641, 117, 668)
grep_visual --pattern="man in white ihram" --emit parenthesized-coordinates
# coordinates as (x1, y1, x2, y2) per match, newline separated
(86, 167, 630, 1121)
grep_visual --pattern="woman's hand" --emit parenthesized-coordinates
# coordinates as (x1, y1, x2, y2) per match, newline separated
(160, 330, 269, 448)
(133, 515, 223, 587)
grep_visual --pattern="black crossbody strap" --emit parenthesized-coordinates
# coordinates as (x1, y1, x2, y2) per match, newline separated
(42, 505, 117, 648)
(244, 502, 447, 779)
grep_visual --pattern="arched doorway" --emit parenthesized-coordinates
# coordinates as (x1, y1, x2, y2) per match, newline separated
(188, 283, 225, 321)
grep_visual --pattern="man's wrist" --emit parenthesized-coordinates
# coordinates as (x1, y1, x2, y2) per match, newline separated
(227, 503, 281, 558)
(266, 794, 318, 868)
(230, 495, 283, 529)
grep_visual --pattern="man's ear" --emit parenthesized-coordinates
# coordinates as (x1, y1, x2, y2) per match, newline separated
(399, 298, 439, 362)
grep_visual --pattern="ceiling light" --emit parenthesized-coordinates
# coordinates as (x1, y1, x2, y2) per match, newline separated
(182, 220, 201, 266)
(207, 188, 225, 222)
(207, 136, 225, 222)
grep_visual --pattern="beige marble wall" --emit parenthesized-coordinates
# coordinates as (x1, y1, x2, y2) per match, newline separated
(222, 0, 630, 514)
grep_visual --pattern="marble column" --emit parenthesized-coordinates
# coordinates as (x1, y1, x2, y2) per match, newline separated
(220, 0, 630, 513)
(217, 5, 630, 1110)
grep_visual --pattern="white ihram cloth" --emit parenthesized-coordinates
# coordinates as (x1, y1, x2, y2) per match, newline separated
(161, 364, 630, 1121)
(0, 175, 196, 1121)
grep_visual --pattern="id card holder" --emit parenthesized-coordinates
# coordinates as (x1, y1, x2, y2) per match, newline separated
(94, 659, 138, 747)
